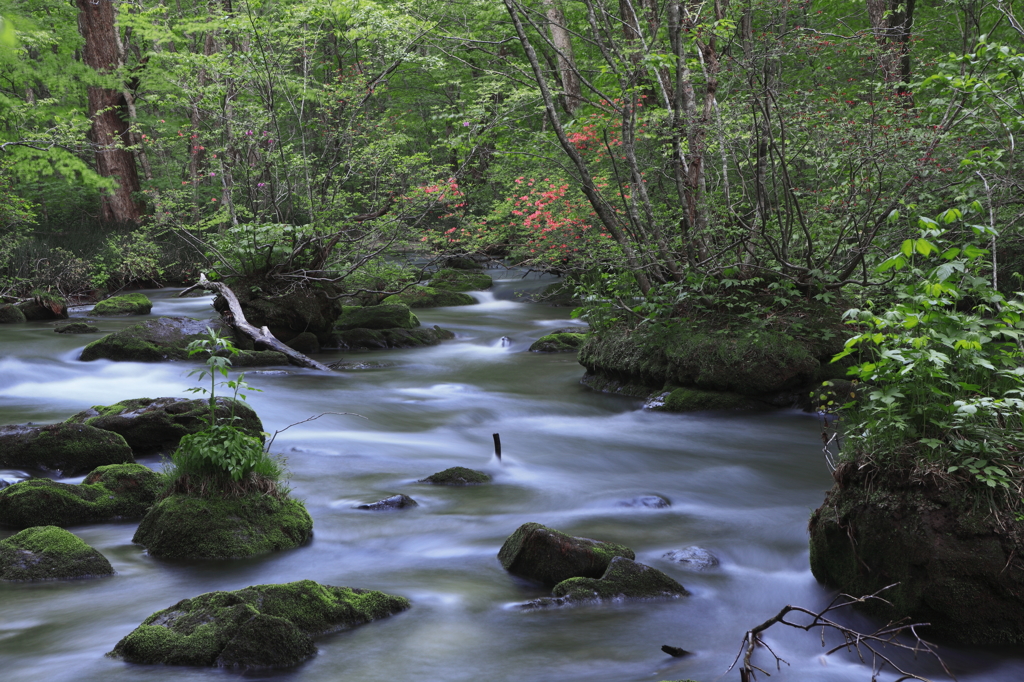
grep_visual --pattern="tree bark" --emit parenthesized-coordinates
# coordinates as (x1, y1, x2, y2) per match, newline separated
(542, 0, 582, 113)
(76, 0, 142, 223)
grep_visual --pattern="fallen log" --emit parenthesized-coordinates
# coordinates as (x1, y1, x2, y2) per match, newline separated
(180, 274, 333, 371)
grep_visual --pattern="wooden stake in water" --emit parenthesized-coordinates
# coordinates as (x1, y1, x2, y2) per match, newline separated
(493, 433, 502, 460)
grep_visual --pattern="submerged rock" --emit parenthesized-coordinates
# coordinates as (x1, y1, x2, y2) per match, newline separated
(0, 526, 114, 581)
(109, 579, 410, 668)
(0, 423, 134, 476)
(498, 522, 634, 587)
(330, 325, 454, 351)
(428, 268, 492, 292)
(65, 397, 264, 452)
(663, 546, 719, 571)
(55, 321, 100, 334)
(529, 331, 586, 353)
(79, 316, 286, 365)
(0, 464, 162, 528)
(381, 285, 476, 308)
(0, 304, 27, 323)
(336, 304, 419, 331)
(420, 467, 491, 486)
(328, 360, 394, 371)
(617, 495, 671, 509)
(357, 494, 418, 511)
(133, 494, 313, 559)
(92, 293, 153, 316)
(809, 462, 1024, 645)
(542, 556, 689, 604)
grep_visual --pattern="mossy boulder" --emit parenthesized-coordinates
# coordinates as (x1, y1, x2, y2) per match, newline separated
(809, 462, 1024, 645)
(0, 526, 114, 581)
(80, 317, 285, 365)
(646, 387, 760, 412)
(0, 464, 162, 528)
(420, 466, 491, 486)
(55, 322, 100, 334)
(330, 325, 454, 351)
(546, 556, 689, 603)
(133, 494, 313, 559)
(92, 293, 153, 316)
(336, 304, 419, 331)
(0, 304, 26, 323)
(17, 294, 68, 320)
(213, 284, 342, 345)
(65, 397, 264, 452)
(498, 522, 635, 587)
(381, 285, 476, 308)
(285, 332, 319, 354)
(0, 423, 134, 476)
(109, 579, 410, 668)
(428, 268, 492, 292)
(530, 332, 586, 353)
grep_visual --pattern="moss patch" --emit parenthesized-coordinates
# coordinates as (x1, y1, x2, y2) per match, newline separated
(330, 325, 454, 351)
(529, 332, 585, 353)
(66, 397, 264, 452)
(428, 269, 492, 292)
(55, 322, 100, 334)
(0, 526, 114, 581)
(0, 304, 27, 323)
(381, 286, 476, 308)
(548, 556, 688, 603)
(109, 579, 410, 668)
(647, 387, 759, 412)
(0, 464, 162, 528)
(336, 304, 420, 331)
(0, 423, 134, 476)
(420, 467, 491, 485)
(133, 494, 313, 559)
(498, 522, 635, 587)
(93, 293, 153, 316)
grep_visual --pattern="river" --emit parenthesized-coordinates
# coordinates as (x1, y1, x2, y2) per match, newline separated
(1, 271, 1021, 682)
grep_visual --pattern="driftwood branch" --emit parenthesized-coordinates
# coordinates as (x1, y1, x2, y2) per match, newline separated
(181, 274, 332, 371)
(717, 585, 953, 682)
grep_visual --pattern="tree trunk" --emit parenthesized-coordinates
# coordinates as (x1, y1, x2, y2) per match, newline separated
(76, 0, 142, 224)
(542, 0, 581, 113)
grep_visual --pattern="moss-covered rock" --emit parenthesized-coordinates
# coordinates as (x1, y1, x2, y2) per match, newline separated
(133, 494, 313, 559)
(17, 294, 68, 321)
(109, 579, 410, 668)
(80, 317, 286, 365)
(0, 423, 134, 476)
(529, 332, 586, 353)
(420, 466, 491, 486)
(55, 322, 100, 334)
(428, 268, 493, 292)
(547, 556, 689, 603)
(0, 464, 162, 528)
(0, 304, 26, 323)
(330, 325, 454, 351)
(498, 522, 635, 587)
(0, 526, 114, 581)
(646, 387, 760, 412)
(92, 293, 153, 316)
(65, 397, 264, 452)
(336, 304, 420, 331)
(809, 462, 1024, 645)
(213, 284, 342, 345)
(285, 331, 320, 354)
(381, 286, 476, 308)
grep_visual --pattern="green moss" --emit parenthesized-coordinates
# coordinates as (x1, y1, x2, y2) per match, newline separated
(381, 286, 476, 308)
(110, 579, 410, 668)
(336, 303, 420, 331)
(65, 397, 265, 452)
(0, 304, 26, 323)
(0, 464, 162, 528)
(133, 494, 313, 559)
(0, 526, 114, 581)
(54, 322, 100, 334)
(420, 466, 491, 485)
(93, 293, 153, 316)
(529, 332, 585, 353)
(0, 423, 134, 476)
(498, 522, 635, 587)
(550, 556, 688, 602)
(428, 269, 492, 292)
(331, 325, 454, 351)
(650, 387, 758, 412)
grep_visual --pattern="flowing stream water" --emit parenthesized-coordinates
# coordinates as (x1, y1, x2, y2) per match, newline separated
(1, 271, 1022, 682)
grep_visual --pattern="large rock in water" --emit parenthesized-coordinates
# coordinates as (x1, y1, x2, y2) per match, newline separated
(0, 464, 162, 528)
(0, 526, 114, 581)
(330, 326, 454, 351)
(809, 462, 1024, 645)
(498, 522, 635, 587)
(65, 397, 264, 452)
(213, 284, 342, 345)
(428, 268, 492, 292)
(336, 304, 419, 331)
(109, 580, 410, 668)
(133, 494, 313, 559)
(17, 295, 68, 321)
(92, 293, 152, 316)
(80, 317, 286, 365)
(541, 556, 689, 604)
(0, 304, 26, 323)
(0, 423, 134, 476)
(381, 285, 475, 308)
